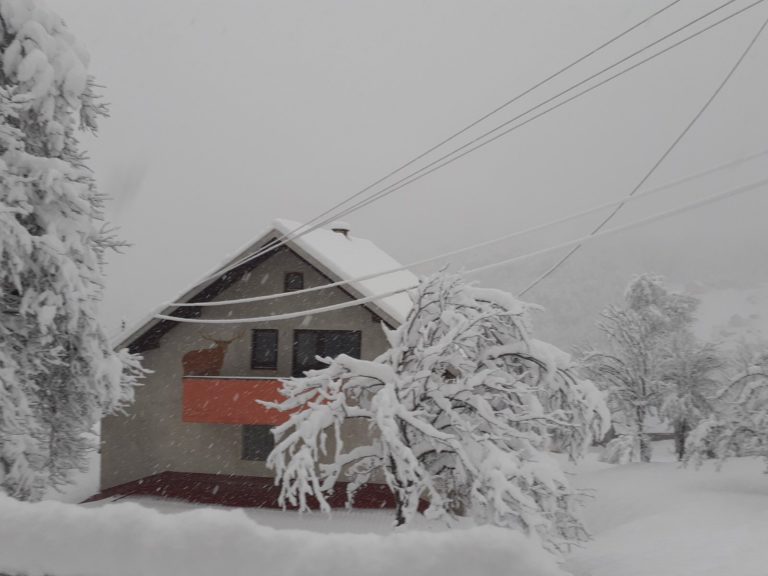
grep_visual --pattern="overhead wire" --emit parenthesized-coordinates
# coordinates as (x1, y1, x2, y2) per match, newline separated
(158, 0, 767, 323)
(311, 0, 761, 230)
(217, 0, 758, 282)
(466, 178, 768, 276)
(243, 1, 685, 254)
(156, 176, 768, 324)
(518, 5, 768, 296)
(188, 0, 710, 287)
(169, 147, 768, 308)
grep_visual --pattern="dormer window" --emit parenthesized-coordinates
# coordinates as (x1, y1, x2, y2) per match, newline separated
(284, 272, 304, 292)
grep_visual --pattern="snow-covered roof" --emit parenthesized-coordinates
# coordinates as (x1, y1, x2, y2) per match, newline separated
(272, 219, 417, 324)
(113, 219, 417, 350)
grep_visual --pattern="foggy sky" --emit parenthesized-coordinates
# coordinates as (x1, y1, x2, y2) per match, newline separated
(49, 0, 768, 347)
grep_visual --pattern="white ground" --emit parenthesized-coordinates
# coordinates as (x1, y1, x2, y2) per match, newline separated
(26, 441, 768, 575)
(564, 441, 768, 576)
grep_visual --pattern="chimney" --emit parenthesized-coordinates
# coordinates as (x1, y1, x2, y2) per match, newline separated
(330, 221, 351, 239)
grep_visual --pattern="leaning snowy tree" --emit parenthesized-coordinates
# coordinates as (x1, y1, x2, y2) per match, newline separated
(580, 274, 698, 463)
(266, 273, 608, 552)
(0, 0, 143, 500)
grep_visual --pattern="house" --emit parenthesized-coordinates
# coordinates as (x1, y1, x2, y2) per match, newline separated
(91, 219, 417, 508)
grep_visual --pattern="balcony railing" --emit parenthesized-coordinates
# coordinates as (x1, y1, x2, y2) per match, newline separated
(182, 376, 291, 425)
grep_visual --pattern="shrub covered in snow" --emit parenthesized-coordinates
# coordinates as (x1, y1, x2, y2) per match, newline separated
(0, 0, 143, 500)
(266, 273, 608, 552)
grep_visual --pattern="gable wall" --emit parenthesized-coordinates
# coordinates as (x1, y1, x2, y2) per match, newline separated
(101, 247, 391, 490)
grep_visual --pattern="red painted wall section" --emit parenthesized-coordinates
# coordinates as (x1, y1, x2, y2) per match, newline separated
(84, 471, 413, 511)
(182, 377, 292, 425)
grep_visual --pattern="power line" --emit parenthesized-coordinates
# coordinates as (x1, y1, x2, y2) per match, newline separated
(236, 0, 754, 275)
(170, 147, 768, 308)
(315, 0, 759, 229)
(518, 7, 768, 297)
(180, 0, 763, 296)
(188, 0, 702, 287)
(156, 176, 768, 324)
(466, 177, 768, 276)
(253, 1, 685, 252)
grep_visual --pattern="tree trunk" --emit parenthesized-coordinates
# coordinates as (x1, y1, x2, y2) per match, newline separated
(674, 419, 690, 461)
(639, 433, 652, 463)
(636, 407, 652, 462)
(394, 496, 407, 527)
(388, 455, 408, 527)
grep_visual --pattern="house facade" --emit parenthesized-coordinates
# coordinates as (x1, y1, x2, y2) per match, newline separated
(94, 220, 416, 507)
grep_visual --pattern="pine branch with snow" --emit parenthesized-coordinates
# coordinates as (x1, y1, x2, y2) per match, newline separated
(266, 273, 608, 552)
(0, 0, 143, 500)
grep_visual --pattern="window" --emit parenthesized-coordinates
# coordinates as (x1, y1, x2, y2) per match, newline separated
(242, 425, 274, 461)
(251, 329, 278, 369)
(292, 330, 361, 377)
(284, 272, 304, 292)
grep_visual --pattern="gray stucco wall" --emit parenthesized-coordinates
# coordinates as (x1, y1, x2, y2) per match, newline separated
(101, 246, 391, 490)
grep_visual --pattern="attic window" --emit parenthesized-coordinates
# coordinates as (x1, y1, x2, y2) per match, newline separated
(284, 272, 304, 292)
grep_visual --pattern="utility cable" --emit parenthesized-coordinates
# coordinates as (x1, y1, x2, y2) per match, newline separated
(249, 1, 685, 256)
(189, 0, 704, 286)
(169, 147, 768, 308)
(313, 0, 760, 232)
(518, 7, 768, 296)
(156, 176, 768, 324)
(227, 0, 754, 278)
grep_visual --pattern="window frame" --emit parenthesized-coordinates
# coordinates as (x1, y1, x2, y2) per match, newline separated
(241, 424, 275, 461)
(292, 329, 362, 377)
(283, 272, 304, 292)
(250, 329, 279, 370)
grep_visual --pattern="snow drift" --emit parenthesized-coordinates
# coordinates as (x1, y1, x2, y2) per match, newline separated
(0, 494, 567, 576)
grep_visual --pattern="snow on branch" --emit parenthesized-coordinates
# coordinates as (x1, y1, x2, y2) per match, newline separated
(0, 0, 143, 500)
(267, 273, 608, 552)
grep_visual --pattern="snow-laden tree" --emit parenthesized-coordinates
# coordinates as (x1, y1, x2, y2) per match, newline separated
(658, 333, 722, 460)
(581, 274, 697, 463)
(266, 274, 608, 552)
(685, 345, 768, 468)
(0, 0, 143, 500)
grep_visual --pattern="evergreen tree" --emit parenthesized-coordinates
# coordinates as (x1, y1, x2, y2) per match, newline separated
(0, 0, 142, 500)
(266, 273, 608, 552)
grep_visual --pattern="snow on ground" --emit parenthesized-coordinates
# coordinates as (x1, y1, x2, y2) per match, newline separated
(20, 440, 768, 575)
(0, 494, 565, 576)
(88, 495, 406, 534)
(564, 441, 768, 576)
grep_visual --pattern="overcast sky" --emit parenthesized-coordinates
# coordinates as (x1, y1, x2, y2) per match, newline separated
(49, 0, 768, 347)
